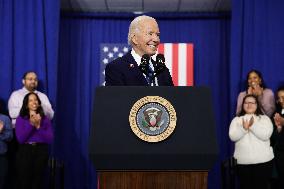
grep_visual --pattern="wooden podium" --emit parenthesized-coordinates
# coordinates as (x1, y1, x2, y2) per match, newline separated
(89, 87, 218, 189)
(98, 171, 208, 189)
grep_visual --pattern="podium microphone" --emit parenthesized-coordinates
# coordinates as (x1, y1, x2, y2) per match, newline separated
(139, 54, 150, 75)
(154, 54, 166, 74)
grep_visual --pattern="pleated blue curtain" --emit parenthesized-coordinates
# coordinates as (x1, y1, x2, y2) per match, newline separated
(0, 0, 59, 108)
(58, 12, 231, 189)
(3, 0, 284, 188)
(230, 0, 284, 115)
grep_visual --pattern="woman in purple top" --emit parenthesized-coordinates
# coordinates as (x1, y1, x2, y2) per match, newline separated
(15, 92, 53, 189)
(236, 70, 275, 117)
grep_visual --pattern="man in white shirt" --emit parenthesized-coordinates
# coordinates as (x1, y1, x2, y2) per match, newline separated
(8, 71, 54, 125)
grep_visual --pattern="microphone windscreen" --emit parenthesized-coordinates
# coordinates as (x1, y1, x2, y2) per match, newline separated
(156, 54, 165, 63)
(139, 54, 150, 75)
(141, 54, 150, 64)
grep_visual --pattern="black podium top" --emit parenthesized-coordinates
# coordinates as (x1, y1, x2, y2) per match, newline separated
(89, 86, 219, 170)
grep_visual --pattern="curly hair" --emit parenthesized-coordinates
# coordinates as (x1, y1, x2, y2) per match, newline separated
(245, 69, 266, 90)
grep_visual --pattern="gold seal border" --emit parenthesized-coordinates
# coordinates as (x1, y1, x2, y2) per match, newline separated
(129, 96, 177, 143)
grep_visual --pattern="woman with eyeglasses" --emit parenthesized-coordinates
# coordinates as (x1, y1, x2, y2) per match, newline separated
(236, 70, 275, 117)
(15, 92, 53, 189)
(229, 94, 274, 189)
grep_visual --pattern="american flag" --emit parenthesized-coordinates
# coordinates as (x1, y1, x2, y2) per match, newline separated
(100, 43, 194, 86)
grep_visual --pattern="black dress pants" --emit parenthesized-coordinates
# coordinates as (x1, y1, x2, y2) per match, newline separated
(16, 143, 49, 189)
(275, 152, 284, 189)
(237, 160, 273, 189)
(0, 154, 8, 189)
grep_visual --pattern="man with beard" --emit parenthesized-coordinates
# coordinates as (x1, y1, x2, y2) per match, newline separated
(6, 71, 54, 188)
(8, 71, 54, 126)
(105, 15, 173, 86)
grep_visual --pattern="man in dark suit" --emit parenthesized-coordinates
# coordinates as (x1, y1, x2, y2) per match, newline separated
(105, 15, 173, 86)
(272, 86, 284, 189)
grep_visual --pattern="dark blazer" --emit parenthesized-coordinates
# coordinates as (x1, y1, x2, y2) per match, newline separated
(272, 106, 284, 153)
(105, 52, 173, 86)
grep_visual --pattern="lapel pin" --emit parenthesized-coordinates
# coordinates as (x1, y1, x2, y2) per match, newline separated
(129, 64, 134, 68)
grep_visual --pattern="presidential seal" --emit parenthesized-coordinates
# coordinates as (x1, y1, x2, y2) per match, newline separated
(129, 96, 177, 142)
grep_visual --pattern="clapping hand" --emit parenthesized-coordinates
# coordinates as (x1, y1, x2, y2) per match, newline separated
(30, 113, 41, 129)
(274, 113, 284, 132)
(248, 83, 263, 96)
(0, 120, 3, 133)
(243, 116, 254, 130)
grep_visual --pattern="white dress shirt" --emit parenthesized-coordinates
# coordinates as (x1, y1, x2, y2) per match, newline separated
(131, 49, 158, 86)
(8, 87, 54, 125)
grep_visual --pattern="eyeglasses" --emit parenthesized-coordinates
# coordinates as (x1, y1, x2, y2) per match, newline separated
(25, 78, 38, 82)
(244, 102, 256, 105)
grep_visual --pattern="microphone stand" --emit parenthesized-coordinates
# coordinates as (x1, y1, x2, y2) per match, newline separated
(151, 59, 164, 86)
(139, 54, 166, 86)
(147, 66, 155, 86)
(148, 60, 157, 86)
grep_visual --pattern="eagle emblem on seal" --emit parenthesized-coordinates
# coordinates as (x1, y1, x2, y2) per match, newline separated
(129, 96, 177, 142)
(142, 107, 165, 131)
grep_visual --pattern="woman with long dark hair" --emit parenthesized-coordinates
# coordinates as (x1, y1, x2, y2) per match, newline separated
(229, 94, 274, 189)
(15, 92, 53, 189)
(236, 70, 275, 117)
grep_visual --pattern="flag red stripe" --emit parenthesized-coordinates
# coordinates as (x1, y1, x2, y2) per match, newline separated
(172, 44, 179, 86)
(187, 44, 194, 86)
(97, 176, 100, 189)
(158, 43, 164, 54)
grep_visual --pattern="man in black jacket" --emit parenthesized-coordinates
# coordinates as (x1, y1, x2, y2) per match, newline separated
(105, 15, 173, 86)
(272, 86, 284, 189)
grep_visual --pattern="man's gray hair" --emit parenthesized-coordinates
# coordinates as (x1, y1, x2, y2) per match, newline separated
(127, 15, 156, 45)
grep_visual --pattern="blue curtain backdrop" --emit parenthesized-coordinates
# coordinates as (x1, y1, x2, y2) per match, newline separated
(230, 0, 284, 115)
(2, 0, 284, 189)
(0, 0, 59, 109)
(0, 0, 60, 187)
(58, 12, 231, 189)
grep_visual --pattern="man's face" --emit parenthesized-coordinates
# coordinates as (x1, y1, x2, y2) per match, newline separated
(277, 90, 284, 108)
(22, 72, 38, 91)
(132, 19, 160, 56)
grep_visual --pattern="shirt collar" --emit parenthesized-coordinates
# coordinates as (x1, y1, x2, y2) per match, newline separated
(281, 109, 284, 114)
(131, 49, 157, 66)
(22, 87, 37, 93)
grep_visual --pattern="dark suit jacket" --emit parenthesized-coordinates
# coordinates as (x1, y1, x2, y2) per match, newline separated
(105, 52, 173, 86)
(271, 107, 284, 168)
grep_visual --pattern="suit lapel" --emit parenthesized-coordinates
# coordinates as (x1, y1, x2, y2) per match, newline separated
(124, 52, 148, 85)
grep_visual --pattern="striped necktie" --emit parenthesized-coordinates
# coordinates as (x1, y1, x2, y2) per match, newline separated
(146, 64, 155, 86)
